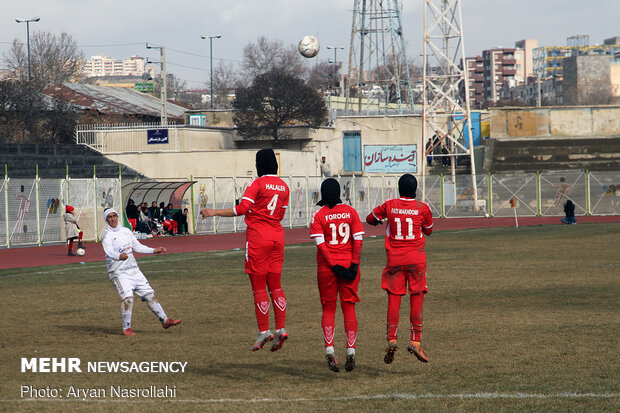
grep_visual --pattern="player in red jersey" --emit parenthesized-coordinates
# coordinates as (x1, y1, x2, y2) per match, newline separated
(200, 149, 290, 352)
(310, 178, 364, 372)
(366, 174, 433, 364)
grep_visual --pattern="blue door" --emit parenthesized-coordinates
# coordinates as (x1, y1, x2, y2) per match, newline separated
(343, 131, 362, 172)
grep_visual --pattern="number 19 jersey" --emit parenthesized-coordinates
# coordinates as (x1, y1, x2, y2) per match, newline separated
(371, 197, 433, 266)
(310, 204, 365, 267)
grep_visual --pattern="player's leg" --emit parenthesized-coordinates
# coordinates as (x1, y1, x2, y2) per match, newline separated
(133, 271, 181, 329)
(77, 230, 84, 249)
(318, 266, 339, 372)
(267, 239, 288, 351)
(267, 272, 288, 351)
(248, 272, 273, 351)
(338, 269, 361, 372)
(67, 238, 75, 256)
(382, 266, 406, 363)
(406, 263, 429, 362)
(111, 276, 136, 336)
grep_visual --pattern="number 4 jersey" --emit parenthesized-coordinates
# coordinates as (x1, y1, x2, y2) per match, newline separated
(370, 197, 434, 266)
(234, 175, 290, 237)
(310, 204, 365, 268)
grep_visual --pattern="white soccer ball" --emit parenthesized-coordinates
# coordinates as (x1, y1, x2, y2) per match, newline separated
(76, 248, 85, 256)
(298, 35, 320, 58)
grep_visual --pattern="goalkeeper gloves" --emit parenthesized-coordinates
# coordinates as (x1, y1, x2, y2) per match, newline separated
(347, 263, 359, 280)
(331, 265, 349, 280)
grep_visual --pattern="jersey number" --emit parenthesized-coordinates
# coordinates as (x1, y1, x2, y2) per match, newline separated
(267, 194, 279, 215)
(328, 223, 350, 245)
(394, 217, 415, 240)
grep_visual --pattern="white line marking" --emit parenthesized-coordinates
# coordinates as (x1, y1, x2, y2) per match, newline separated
(3, 392, 618, 404)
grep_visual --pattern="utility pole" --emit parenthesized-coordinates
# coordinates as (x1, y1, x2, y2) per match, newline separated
(327, 46, 345, 96)
(15, 17, 40, 82)
(146, 43, 167, 125)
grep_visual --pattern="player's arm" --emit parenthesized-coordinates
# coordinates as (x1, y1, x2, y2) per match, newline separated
(200, 207, 236, 218)
(366, 203, 387, 226)
(310, 213, 337, 267)
(102, 236, 122, 261)
(130, 233, 157, 255)
(422, 205, 434, 236)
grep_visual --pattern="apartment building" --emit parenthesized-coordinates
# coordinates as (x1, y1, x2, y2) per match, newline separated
(83, 55, 147, 77)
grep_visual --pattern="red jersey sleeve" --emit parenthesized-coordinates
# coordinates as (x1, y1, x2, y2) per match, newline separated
(234, 180, 259, 216)
(422, 203, 434, 235)
(371, 202, 388, 222)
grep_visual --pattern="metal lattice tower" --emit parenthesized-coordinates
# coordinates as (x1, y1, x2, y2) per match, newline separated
(345, 0, 414, 114)
(421, 0, 478, 210)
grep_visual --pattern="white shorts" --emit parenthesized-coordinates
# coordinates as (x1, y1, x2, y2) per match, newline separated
(110, 269, 155, 300)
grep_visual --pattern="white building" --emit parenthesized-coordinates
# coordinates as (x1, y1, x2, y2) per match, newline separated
(83, 55, 149, 77)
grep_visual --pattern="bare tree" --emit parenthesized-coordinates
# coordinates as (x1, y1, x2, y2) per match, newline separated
(308, 61, 341, 94)
(5, 31, 84, 90)
(211, 61, 239, 109)
(241, 36, 307, 82)
(233, 69, 327, 144)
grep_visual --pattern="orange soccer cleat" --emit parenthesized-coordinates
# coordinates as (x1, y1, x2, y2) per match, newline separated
(122, 328, 137, 336)
(162, 318, 182, 329)
(408, 341, 429, 363)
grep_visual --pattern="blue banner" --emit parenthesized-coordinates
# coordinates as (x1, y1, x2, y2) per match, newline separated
(363, 145, 417, 173)
(147, 129, 169, 144)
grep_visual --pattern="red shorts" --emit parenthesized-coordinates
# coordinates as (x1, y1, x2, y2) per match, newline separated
(381, 263, 428, 295)
(245, 237, 284, 275)
(317, 265, 360, 304)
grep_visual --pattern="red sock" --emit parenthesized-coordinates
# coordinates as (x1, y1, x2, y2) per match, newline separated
(321, 301, 337, 347)
(68, 239, 74, 252)
(267, 272, 286, 330)
(341, 301, 357, 349)
(249, 273, 270, 331)
(410, 293, 424, 342)
(387, 293, 402, 341)
(78, 231, 83, 242)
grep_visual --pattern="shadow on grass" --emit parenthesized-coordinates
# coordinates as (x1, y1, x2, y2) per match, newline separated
(58, 324, 120, 335)
(192, 357, 410, 382)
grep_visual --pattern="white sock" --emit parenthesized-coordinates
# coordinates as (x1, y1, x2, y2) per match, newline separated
(145, 296, 167, 323)
(347, 347, 356, 356)
(121, 298, 133, 330)
(325, 346, 335, 355)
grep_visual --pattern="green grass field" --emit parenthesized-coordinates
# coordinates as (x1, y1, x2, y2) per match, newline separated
(1, 223, 619, 412)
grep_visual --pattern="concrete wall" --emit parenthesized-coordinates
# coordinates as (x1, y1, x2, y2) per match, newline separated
(106, 149, 316, 179)
(490, 106, 620, 139)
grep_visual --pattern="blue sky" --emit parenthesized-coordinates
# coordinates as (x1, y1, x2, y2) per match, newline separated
(2, 0, 617, 87)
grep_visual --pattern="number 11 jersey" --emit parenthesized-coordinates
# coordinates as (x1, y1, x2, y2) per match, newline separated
(370, 197, 434, 266)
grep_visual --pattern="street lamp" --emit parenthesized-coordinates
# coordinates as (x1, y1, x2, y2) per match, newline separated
(15, 17, 40, 82)
(201, 35, 222, 109)
(327, 46, 345, 96)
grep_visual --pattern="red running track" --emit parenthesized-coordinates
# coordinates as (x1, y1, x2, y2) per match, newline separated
(0, 215, 619, 270)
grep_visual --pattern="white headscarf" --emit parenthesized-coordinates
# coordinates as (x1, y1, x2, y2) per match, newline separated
(102, 208, 121, 237)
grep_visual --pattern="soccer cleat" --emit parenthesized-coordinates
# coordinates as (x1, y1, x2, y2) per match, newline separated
(122, 328, 136, 336)
(384, 340, 398, 364)
(77, 242, 84, 249)
(345, 354, 356, 372)
(407, 341, 429, 363)
(326, 353, 339, 372)
(162, 318, 182, 329)
(68, 250, 76, 256)
(252, 330, 274, 351)
(271, 328, 289, 352)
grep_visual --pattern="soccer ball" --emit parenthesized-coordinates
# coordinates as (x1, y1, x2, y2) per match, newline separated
(76, 248, 85, 256)
(298, 35, 320, 58)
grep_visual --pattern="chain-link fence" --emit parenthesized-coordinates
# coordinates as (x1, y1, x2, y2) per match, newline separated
(2, 170, 619, 247)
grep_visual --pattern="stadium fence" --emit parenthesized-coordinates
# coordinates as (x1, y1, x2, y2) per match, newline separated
(1, 170, 618, 248)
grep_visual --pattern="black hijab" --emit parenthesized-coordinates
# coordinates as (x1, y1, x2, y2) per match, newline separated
(256, 148, 278, 177)
(398, 174, 417, 198)
(317, 178, 342, 209)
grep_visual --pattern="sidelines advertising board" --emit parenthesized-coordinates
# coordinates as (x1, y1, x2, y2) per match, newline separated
(147, 129, 169, 144)
(363, 145, 417, 173)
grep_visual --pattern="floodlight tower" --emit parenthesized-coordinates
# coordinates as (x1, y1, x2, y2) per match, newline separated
(345, 0, 414, 114)
(421, 0, 478, 210)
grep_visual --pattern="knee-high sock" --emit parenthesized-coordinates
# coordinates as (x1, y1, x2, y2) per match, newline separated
(78, 231, 83, 242)
(341, 301, 358, 349)
(68, 239, 74, 252)
(144, 294, 167, 323)
(387, 293, 402, 341)
(249, 273, 270, 331)
(121, 298, 134, 330)
(267, 272, 286, 330)
(410, 293, 424, 342)
(321, 301, 337, 347)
